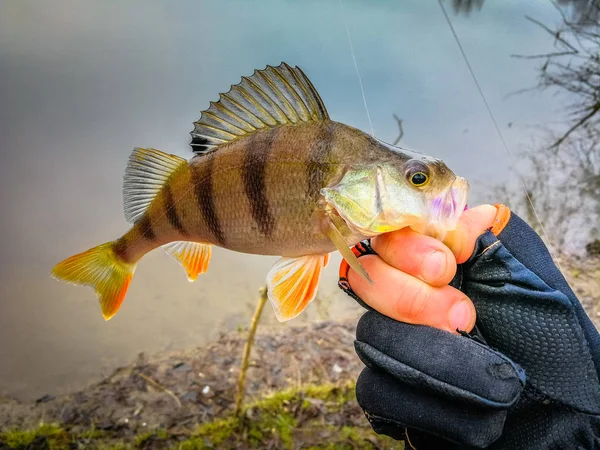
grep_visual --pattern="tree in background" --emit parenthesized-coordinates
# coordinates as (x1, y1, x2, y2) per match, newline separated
(518, 2, 600, 147)
(450, 0, 484, 15)
(451, 0, 599, 23)
(494, 131, 598, 254)
(487, 1, 600, 255)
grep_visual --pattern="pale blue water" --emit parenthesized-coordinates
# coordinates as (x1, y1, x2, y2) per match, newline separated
(0, 0, 577, 400)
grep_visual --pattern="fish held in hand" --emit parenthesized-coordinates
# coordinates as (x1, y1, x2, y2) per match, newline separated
(52, 62, 469, 322)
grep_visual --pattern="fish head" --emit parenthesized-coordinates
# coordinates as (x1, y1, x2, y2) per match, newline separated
(321, 151, 469, 241)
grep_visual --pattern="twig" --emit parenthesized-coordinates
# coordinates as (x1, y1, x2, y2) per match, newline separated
(510, 51, 575, 59)
(235, 286, 268, 417)
(524, 15, 579, 53)
(136, 372, 182, 408)
(552, 103, 600, 148)
(392, 114, 404, 145)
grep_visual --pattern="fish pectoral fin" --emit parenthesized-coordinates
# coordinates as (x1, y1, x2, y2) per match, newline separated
(190, 62, 330, 154)
(163, 241, 212, 281)
(123, 148, 187, 223)
(323, 216, 373, 284)
(266, 254, 329, 322)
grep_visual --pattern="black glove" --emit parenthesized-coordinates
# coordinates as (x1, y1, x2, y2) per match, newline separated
(340, 209, 600, 449)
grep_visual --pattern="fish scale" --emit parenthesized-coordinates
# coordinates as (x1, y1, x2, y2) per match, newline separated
(52, 62, 469, 323)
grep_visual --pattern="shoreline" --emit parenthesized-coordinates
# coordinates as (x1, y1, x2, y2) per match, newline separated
(1, 254, 597, 448)
(0, 320, 363, 433)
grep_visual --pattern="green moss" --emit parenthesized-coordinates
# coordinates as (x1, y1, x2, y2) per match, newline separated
(0, 423, 125, 450)
(1, 429, 37, 448)
(176, 437, 213, 450)
(248, 381, 355, 415)
(341, 425, 363, 442)
(193, 416, 238, 446)
(1, 423, 70, 449)
(0, 381, 389, 450)
(272, 413, 296, 448)
(99, 443, 133, 450)
(80, 428, 106, 440)
(134, 429, 168, 447)
(188, 382, 357, 449)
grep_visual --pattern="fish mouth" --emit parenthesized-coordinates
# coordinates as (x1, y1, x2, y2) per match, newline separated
(428, 176, 470, 238)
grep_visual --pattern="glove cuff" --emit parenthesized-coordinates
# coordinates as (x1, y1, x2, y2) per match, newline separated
(491, 204, 511, 236)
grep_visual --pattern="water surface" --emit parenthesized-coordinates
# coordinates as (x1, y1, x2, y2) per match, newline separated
(0, 0, 572, 400)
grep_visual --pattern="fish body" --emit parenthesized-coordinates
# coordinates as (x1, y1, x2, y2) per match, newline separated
(52, 63, 469, 322)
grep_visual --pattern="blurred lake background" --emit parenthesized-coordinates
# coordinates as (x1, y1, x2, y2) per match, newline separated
(1, 0, 598, 401)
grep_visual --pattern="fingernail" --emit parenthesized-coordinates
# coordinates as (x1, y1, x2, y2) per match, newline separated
(422, 250, 447, 283)
(448, 299, 474, 331)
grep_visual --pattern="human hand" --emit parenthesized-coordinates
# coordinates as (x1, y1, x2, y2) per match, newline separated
(342, 204, 498, 333)
(340, 205, 600, 449)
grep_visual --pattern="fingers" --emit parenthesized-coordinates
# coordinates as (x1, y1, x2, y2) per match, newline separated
(371, 228, 457, 287)
(348, 255, 476, 333)
(369, 205, 497, 281)
(343, 204, 497, 333)
(444, 204, 497, 264)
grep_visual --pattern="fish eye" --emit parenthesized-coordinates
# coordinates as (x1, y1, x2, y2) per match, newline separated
(411, 172, 429, 186)
(406, 161, 431, 188)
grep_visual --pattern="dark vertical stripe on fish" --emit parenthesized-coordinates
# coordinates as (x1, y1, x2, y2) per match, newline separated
(242, 131, 275, 236)
(306, 122, 334, 200)
(113, 236, 128, 260)
(164, 183, 187, 236)
(138, 214, 156, 242)
(192, 154, 226, 245)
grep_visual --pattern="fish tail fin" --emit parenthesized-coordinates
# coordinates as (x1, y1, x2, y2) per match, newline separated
(52, 242, 136, 320)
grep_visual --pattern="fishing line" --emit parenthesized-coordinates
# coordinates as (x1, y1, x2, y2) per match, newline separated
(338, 0, 375, 137)
(436, 0, 563, 268)
(123, 2, 375, 256)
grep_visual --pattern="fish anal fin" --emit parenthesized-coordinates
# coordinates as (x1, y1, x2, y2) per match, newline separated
(190, 62, 330, 154)
(123, 148, 187, 223)
(266, 254, 329, 322)
(163, 241, 212, 281)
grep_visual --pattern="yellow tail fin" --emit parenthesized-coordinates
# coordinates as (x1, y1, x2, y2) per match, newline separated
(52, 242, 136, 320)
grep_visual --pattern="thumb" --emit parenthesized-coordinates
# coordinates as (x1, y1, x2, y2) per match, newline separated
(444, 204, 500, 264)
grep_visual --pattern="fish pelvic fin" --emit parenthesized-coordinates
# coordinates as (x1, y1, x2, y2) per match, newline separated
(163, 241, 212, 281)
(190, 62, 330, 154)
(266, 253, 330, 322)
(123, 147, 187, 223)
(52, 242, 136, 320)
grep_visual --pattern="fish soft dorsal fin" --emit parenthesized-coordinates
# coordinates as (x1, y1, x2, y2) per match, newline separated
(123, 148, 186, 223)
(190, 62, 330, 154)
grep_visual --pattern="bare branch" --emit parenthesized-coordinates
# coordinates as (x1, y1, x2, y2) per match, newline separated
(392, 114, 404, 145)
(554, 103, 600, 147)
(511, 51, 576, 59)
(524, 15, 580, 52)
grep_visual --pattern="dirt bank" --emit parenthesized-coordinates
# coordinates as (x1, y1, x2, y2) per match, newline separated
(1, 255, 597, 449)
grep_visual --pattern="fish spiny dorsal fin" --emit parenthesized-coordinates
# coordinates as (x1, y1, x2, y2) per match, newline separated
(123, 148, 186, 223)
(190, 62, 330, 154)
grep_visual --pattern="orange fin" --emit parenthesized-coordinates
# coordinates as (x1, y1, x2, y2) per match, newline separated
(51, 242, 136, 320)
(266, 254, 329, 322)
(163, 241, 211, 281)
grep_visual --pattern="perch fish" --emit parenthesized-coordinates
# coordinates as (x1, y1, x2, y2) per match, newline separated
(52, 62, 469, 322)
